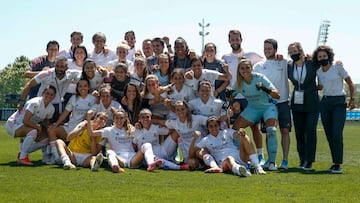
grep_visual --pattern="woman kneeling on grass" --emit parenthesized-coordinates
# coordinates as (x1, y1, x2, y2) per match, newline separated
(56, 111, 108, 171)
(196, 116, 266, 177)
(91, 109, 160, 173)
(6, 85, 56, 165)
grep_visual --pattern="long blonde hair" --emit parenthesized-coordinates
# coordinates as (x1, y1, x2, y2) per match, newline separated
(235, 58, 252, 90)
(174, 100, 193, 129)
(113, 109, 134, 137)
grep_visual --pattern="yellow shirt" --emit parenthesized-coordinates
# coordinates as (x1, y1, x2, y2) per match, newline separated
(68, 129, 102, 154)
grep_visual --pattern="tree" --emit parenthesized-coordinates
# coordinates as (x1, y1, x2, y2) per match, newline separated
(0, 56, 30, 108)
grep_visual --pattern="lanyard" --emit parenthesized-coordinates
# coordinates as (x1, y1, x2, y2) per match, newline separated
(294, 61, 305, 91)
(54, 75, 65, 110)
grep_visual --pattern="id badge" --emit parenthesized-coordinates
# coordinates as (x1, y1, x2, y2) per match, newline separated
(294, 90, 304, 104)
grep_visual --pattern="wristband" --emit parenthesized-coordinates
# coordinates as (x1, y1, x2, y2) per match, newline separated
(260, 86, 272, 94)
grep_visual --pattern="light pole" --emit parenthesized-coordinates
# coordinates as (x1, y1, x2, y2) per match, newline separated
(198, 18, 210, 52)
(316, 19, 331, 47)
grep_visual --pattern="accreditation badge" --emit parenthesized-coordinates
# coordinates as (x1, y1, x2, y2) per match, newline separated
(294, 90, 304, 104)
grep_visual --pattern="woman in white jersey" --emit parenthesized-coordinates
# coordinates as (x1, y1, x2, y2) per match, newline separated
(48, 77, 97, 162)
(188, 80, 228, 129)
(89, 83, 122, 127)
(92, 109, 160, 173)
(67, 45, 88, 71)
(196, 116, 266, 176)
(134, 109, 189, 170)
(184, 55, 231, 98)
(153, 100, 208, 170)
(81, 59, 108, 93)
(313, 45, 355, 174)
(165, 68, 195, 119)
(6, 85, 56, 165)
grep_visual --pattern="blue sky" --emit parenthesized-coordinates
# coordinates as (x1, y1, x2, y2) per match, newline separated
(2, 0, 360, 82)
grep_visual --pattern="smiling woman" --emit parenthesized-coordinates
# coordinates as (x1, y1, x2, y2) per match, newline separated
(5, 85, 56, 165)
(231, 58, 280, 170)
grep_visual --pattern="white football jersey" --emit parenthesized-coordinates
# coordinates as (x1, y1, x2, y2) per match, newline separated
(8, 97, 54, 127)
(91, 100, 122, 126)
(133, 124, 169, 155)
(88, 71, 106, 92)
(165, 115, 207, 161)
(196, 129, 239, 164)
(188, 97, 226, 117)
(185, 69, 220, 97)
(167, 85, 195, 119)
(101, 126, 135, 154)
(35, 68, 81, 104)
(66, 94, 97, 130)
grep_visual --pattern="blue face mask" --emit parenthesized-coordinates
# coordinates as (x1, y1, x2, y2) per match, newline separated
(319, 59, 329, 66)
(290, 53, 301, 62)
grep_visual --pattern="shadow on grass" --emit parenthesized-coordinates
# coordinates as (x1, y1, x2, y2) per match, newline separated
(276, 167, 332, 175)
(0, 159, 71, 169)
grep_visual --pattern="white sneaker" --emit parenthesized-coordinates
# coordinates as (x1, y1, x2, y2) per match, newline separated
(63, 162, 76, 170)
(238, 165, 252, 177)
(268, 162, 277, 171)
(91, 153, 104, 172)
(255, 166, 267, 175)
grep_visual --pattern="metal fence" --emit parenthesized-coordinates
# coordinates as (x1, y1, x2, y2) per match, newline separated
(0, 108, 16, 121)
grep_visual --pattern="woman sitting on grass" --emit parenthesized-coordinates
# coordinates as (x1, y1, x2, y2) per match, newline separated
(134, 108, 189, 171)
(56, 111, 108, 171)
(196, 116, 266, 176)
(153, 100, 208, 170)
(91, 109, 160, 173)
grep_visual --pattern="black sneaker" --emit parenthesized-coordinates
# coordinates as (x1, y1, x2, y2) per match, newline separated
(331, 165, 342, 174)
(303, 162, 313, 171)
(297, 161, 306, 169)
(327, 165, 336, 172)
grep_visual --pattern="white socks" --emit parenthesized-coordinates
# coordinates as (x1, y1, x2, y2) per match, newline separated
(203, 154, 219, 168)
(19, 130, 37, 159)
(141, 143, 156, 165)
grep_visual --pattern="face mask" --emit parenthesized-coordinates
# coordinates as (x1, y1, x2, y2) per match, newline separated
(290, 53, 301, 62)
(319, 59, 329, 66)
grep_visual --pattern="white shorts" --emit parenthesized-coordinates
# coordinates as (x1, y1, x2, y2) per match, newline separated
(73, 152, 92, 166)
(218, 152, 246, 169)
(154, 136, 177, 161)
(5, 120, 22, 137)
(115, 151, 136, 168)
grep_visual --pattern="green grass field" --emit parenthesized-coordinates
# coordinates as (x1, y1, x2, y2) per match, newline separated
(0, 122, 359, 202)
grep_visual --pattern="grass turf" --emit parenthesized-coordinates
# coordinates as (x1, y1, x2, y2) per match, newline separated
(0, 122, 359, 202)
